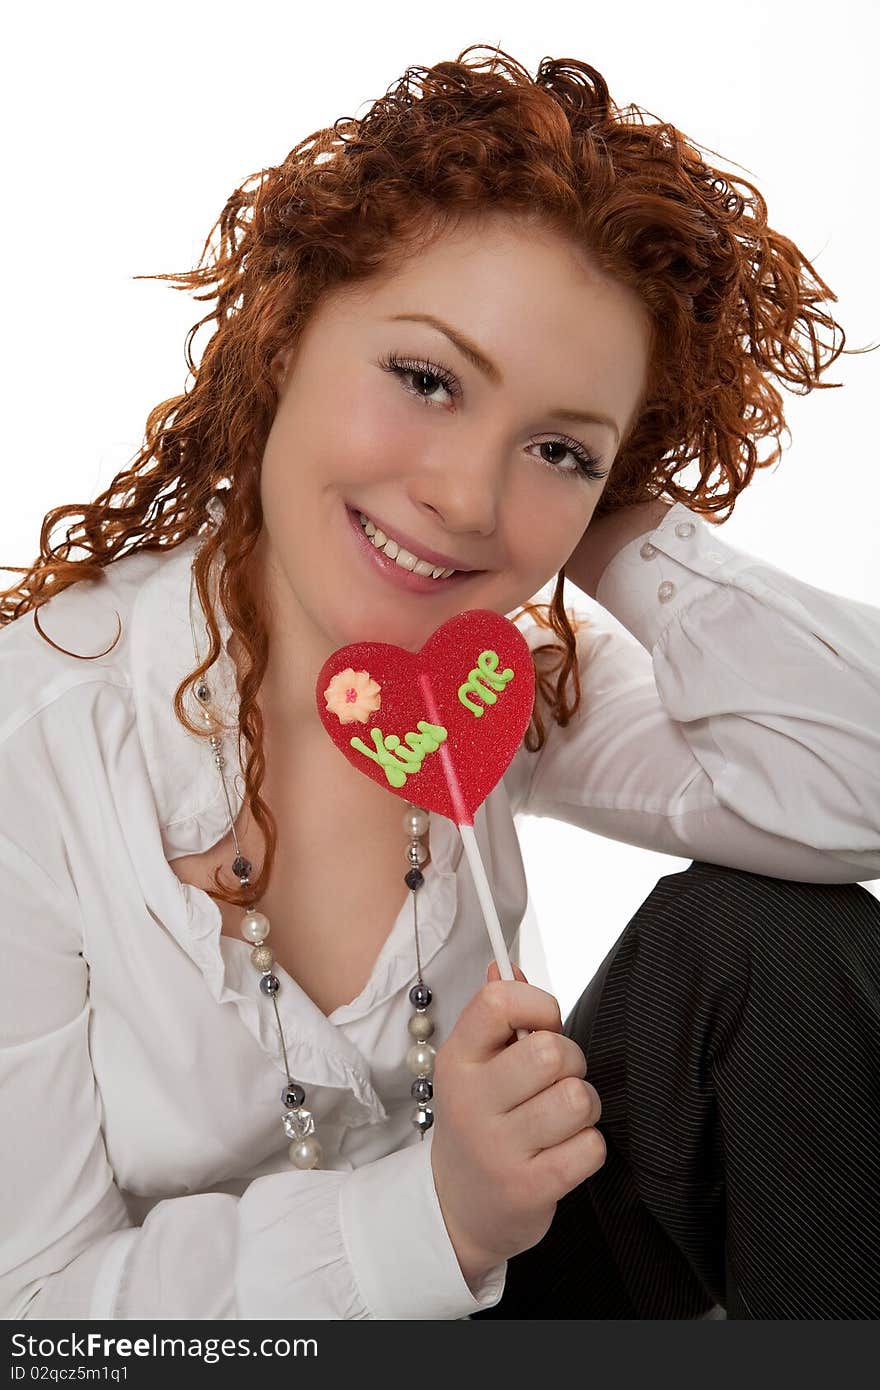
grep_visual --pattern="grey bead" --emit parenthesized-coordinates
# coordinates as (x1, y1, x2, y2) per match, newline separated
(408, 1012, 435, 1040)
(411, 1077, 433, 1102)
(412, 1106, 434, 1133)
(409, 982, 432, 1009)
(259, 973, 280, 996)
(282, 1083, 306, 1108)
(232, 854, 252, 878)
(250, 944, 274, 972)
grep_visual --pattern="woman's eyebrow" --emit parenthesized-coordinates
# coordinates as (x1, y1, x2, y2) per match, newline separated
(384, 310, 620, 442)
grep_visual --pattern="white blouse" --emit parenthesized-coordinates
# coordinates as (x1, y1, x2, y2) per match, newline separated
(1, 502, 878, 1322)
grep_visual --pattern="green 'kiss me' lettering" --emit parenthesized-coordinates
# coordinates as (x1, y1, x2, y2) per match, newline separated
(348, 648, 513, 788)
(458, 649, 515, 716)
(350, 720, 448, 789)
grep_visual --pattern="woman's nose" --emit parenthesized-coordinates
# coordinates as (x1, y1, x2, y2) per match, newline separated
(414, 443, 505, 541)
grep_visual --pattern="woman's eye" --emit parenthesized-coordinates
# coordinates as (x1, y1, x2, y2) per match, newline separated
(378, 351, 608, 483)
(381, 354, 459, 405)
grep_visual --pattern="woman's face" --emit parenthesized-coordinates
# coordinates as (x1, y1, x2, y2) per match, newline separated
(252, 212, 652, 726)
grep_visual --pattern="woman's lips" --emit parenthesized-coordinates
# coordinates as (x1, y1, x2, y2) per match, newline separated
(345, 506, 481, 594)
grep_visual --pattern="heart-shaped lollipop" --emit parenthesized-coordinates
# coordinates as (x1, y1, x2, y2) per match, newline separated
(315, 609, 535, 826)
(315, 608, 535, 1004)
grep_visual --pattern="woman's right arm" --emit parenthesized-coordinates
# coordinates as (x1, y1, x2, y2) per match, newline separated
(0, 823, 492, 1320)
(0, 829, 602, 1320)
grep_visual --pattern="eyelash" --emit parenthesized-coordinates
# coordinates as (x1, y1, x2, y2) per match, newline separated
(377, 351, 610, 483)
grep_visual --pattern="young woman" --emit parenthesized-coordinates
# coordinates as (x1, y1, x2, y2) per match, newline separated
(1, 45, 878, 1320)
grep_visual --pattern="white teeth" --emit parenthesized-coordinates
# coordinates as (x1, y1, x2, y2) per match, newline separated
(395, 547, 418, 572)
(357, 511, 456, 579)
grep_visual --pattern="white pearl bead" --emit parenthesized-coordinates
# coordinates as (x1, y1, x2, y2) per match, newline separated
(406, 1042, 436, 1077)
(241, 910, 270, 944)
(403, 808, 429, 837)
(289, 1137, 322, 1169)
(408, 1012, 435, 1040)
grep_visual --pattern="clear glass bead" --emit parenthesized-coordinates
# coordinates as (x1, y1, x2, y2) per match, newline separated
(282, 1107, 316, 1141)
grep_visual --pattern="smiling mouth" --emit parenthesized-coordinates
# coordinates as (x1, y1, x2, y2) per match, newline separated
(346, 506, 484, 592)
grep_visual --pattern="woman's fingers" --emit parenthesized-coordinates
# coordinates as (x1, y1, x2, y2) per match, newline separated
(487, 1028, 589, 1113)
(504, 1072, 602, 1158)
(486, 960, 529, 984)
(530, 1120, 608, 1201)
(445, 979, 563, 1064)
(430, 970, 607, 1283)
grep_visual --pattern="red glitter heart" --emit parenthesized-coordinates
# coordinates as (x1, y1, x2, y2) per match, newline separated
(315, 609, 535, 825)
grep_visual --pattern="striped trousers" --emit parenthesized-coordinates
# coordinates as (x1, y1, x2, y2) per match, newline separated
(474, 860, 880, 1320)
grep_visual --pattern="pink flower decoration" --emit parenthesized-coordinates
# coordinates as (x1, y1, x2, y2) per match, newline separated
(323, 667, 382, 725)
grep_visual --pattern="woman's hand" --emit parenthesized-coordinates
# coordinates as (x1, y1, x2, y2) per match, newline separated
(430, 962, 605, 1290)
(565, 498, 674, 599)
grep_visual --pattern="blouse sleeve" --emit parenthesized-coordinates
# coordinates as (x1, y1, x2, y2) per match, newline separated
(513, 502, 880, 883)
(0, 826, 505, 1320)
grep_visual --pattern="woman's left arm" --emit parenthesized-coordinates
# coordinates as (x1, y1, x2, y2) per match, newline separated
(564, 498, 675, 601)
(515, 500, 880, 883)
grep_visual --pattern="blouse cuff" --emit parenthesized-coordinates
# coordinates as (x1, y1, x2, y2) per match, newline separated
(341, 1130, 506, 1320)
(596, 501, 745, 652)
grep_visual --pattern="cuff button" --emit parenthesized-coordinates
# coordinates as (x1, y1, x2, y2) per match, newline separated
(639, 541, 658, 560)
(657, 580, 676, 603)
(674, 521, 696, 539)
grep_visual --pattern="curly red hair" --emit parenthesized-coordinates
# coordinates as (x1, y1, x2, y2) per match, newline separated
(0, 43, 863, 910)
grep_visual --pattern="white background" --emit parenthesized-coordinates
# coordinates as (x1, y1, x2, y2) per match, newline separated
(3, 1, 877, 1016)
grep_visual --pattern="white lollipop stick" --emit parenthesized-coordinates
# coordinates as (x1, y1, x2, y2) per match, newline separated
(415, 668, 528, 1041)
(457, 822, 528, 1042)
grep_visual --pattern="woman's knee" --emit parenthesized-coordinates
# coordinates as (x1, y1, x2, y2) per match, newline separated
(624, 860, 880, 990)
(564, 860, 880, 1055)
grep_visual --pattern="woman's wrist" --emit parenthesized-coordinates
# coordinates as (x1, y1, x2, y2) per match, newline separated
(449, 1226, 500, 1292)
(565, 499, 674, 600)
